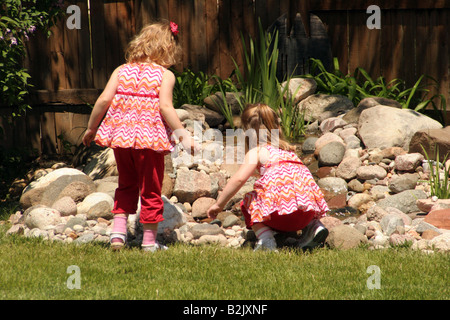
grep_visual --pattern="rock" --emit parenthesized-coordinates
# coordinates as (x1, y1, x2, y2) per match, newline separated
(343, 97, 402, 124)
(158, 196, 187, 233)
(319, 116, 347, 133)
(380, 214, 405, 236)
(389, 233, 415, 247)
(318, 141, 346, 167)
(358, 105, 442, 151)
(73, 233, 96, 244)
(347, 193, 373, 210)
(24, 206, 61, 230)
(394, 153, 424, 172)
(336, 157, 361, 180)
(421, 229, 441, 240)
(424, 209, 450, 230)
(173, 169, 217, 203)
(415, 221, 441, 234)
(82, 147, 118, 179)
(377, 189, 427, 214)
(299, 94, 354, 123)
(58, 181, 96, 204)
(356, 165, 387, 181)
(77, 192, 114, 220)
(223, 214, 241, 228)
(95, 177, 118, 199)
(326, 225, 367, 249)
(344, 135, 363, 149)
(181, 104, 225, 127)
(196, 234, 228, 246)
(408, 126, 450, 163)
(20, 168, 96, 209)
(191, 197, 216, 220)
(281, 78, 317, 104)
(301, 137, 318, 154)
(428, 233, 450, 252)
(314, 132, 344, 156)
(388, 173, 419, 193)
(190, 223, 225, 239)
(204, 92, 242, 115)
(51, 196, 77, 216)
(317, 177, 348, 199)
(416, 199, 450, 213)
(65, 216, 87, 229)
(338, 127, 358, 140)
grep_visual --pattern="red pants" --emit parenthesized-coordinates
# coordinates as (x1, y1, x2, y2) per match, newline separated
(241, 202, 314, 232)
(112, 148, 165, 224)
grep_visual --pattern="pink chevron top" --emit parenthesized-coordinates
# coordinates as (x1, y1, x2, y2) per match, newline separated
(95, 62, 175, 153)
(242, 145, 329, 223)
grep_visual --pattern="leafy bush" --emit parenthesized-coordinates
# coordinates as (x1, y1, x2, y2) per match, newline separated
(172, 68, 222, 109)
(0, 0, 64, 116)
(304, 58, 447, 125)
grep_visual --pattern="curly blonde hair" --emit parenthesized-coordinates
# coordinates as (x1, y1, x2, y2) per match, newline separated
(125, 20, 181, 68)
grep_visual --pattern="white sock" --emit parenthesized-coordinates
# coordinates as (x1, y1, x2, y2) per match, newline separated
(255, 226, 274, 241)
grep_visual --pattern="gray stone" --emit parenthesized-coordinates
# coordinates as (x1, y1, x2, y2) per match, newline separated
(380, 214, 405, 236)
(388, 173, 419, 194)
(190, 223, 225, 239)
(24, 206, 61, 230)
(358, 105, 442, 151)
(377, 189, 427, 214)
(318, 141, 346, 166)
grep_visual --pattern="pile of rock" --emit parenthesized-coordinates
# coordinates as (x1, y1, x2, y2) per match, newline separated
(5, 81, 450, 252)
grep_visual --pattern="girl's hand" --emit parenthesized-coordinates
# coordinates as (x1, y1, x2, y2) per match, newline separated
(181, 136, 200, 154)
(82, 128, 97, 146)
(207, 203, 222, 220)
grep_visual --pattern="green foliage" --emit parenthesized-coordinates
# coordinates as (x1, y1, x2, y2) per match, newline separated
(0, 0, 64, 116)
(217, 19, 306, 139)
(421, 145, 450, 199)
(0, 145, 37, 200)
(172, 68, 222, 109)
(304, 58, 447, 125)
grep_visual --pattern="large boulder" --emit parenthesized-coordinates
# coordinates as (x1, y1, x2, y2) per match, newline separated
(173, 168, 218, 204)
(23, 206, 62, 230)
(20, 168, 96, 209)
(358, 105, 443, 151)
(408, 126, 450, 162)
(299, 94, 354, 123)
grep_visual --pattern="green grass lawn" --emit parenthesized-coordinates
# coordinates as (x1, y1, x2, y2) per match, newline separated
(0, 223, 448, 301)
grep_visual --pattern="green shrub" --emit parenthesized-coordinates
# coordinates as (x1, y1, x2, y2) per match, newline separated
(304, 58, 447, 125)
(0, 0, 63, 116)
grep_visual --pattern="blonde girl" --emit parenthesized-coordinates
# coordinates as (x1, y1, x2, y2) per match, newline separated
(207, 103, 329, 251)
(83, 20, 196, 252)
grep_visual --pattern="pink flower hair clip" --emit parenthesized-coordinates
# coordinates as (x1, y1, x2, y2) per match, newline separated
(170, 21, 179, 36)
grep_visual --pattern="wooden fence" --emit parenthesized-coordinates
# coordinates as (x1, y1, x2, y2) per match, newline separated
(1, 0, 450, 155)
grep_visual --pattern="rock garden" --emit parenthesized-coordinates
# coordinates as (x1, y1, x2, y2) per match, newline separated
(5, 80, 450, 253)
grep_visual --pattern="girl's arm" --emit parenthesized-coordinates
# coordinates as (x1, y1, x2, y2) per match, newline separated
(159, 69, 197, 151)
(207, 147, 261, 218)
(82, 67, 120, 146)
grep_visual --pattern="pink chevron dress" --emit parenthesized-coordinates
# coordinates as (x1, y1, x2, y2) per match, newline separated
(95, 62, 175, 153)
(242, 145, 329, 226)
